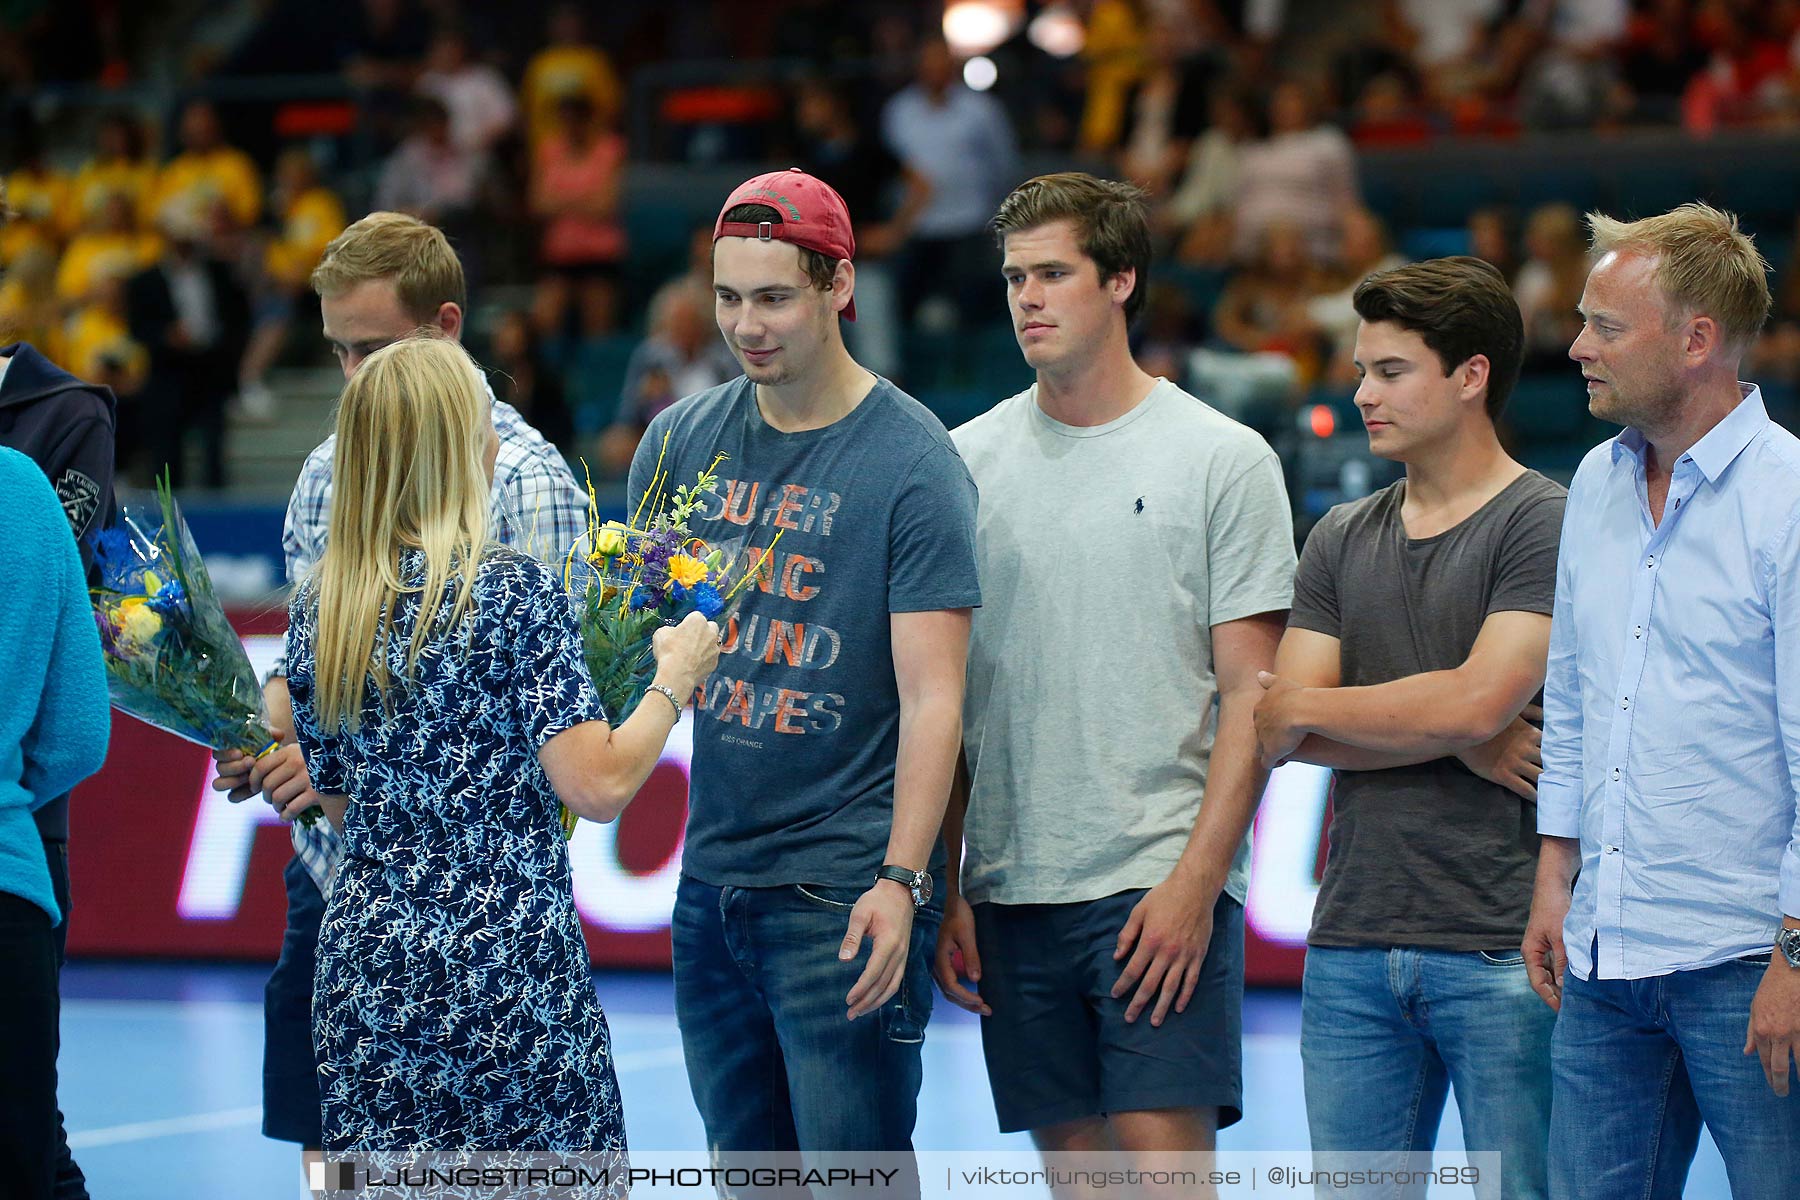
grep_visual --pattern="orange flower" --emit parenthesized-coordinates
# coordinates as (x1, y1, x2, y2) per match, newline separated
(666, 553, 708, 588)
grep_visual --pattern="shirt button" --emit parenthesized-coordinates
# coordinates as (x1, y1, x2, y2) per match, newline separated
(1646, 556, 1656, 568)
(1621, 697, 1630, 710)
(1612, 768, 1621, 781)
(1606, 845, 1620, 854)
(1634, 626, 1642, 638)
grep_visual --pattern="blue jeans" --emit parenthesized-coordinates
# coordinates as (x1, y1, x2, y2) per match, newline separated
(671, 874, 942, 1157)
(1301, 946, 1553, 1200)
(1549, 956, 1800, 1200)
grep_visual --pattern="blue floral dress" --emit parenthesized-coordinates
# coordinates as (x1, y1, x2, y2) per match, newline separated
(287, 547, 625, 1155)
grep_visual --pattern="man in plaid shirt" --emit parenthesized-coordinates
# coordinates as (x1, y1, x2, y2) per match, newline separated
(212, 212, 586, 1178)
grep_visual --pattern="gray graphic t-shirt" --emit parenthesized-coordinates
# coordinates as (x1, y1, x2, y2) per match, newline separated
(629, 375, 981, 889)
(1290, 470, 1566, 950)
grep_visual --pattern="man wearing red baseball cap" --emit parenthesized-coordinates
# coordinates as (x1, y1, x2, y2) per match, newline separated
(627, 168, 981, 1161)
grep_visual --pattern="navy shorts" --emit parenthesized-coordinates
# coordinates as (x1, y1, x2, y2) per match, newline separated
(262, 854, 325, 1145)
(972, 888, 1244, 1134)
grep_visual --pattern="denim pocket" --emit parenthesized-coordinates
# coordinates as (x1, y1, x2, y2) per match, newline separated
(792, 883, 859, 909)
(1476, 949, 1526, 967)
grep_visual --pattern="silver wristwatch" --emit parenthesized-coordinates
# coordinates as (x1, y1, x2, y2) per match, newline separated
(876, 865, 932, 908)
(1777, 928, 1800, 969)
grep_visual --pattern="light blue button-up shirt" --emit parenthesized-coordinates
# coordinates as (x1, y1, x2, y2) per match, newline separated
(1539, 386, 1800, 980)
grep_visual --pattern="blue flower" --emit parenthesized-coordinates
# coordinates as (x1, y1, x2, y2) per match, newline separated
(628, 585, 660, 612)
(146, 578, 190, 621)
(91, 528, 144, 591)
(692, 582, 724, 620)
(668, 582, 691, 606)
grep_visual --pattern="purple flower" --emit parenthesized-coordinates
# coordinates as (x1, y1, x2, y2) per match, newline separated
(93, 608, 120, 655)
(639, 527, 682, 571)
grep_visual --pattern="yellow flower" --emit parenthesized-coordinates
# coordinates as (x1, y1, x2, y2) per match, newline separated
(666, 553, 708, 588)
(591, 526, 627, 559)
(118, 600, 163, 645)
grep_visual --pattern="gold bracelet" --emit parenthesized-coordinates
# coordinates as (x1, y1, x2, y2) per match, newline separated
(645, 683, 682, 719)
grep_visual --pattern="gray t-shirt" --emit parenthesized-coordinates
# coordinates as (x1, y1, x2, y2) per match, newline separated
(952, 380, 1297, 906)
(629, 375, 981, 890)
(1290, 471, 1566, 950)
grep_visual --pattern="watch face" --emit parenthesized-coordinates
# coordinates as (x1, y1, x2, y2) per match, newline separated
(1780, 929, 1800, 967)
(914, 871, 933, 907)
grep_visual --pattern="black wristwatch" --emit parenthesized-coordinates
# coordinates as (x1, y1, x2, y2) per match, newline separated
(1777, 928, 1800, 970)
(875, 865, 932, 908)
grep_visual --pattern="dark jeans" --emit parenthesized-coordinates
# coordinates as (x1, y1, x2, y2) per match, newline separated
(0, 890, 58, 1200)
(671, 873, 940, 1185)
(44, 840, 88, 1200)
(263, 854, 326, 1146)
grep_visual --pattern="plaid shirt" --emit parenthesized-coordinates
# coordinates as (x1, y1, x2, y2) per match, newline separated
(279, 382, 587, 897)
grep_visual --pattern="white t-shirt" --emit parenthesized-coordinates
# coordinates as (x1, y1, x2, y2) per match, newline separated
(951, 379, 1297, 905)
(1399, 0, 1502, 65)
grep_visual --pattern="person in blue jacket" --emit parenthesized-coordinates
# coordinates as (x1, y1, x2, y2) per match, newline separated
(0, 445, 111, 1200)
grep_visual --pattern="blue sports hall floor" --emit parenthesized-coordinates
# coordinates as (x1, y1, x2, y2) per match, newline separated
(59, 963, 1732, 1198)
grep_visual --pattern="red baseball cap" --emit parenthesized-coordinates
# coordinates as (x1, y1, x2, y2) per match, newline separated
(714, 167, 857, 320)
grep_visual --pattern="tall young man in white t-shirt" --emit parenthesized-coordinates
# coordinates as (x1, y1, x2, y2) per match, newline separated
(937, 173, 1295, 1174)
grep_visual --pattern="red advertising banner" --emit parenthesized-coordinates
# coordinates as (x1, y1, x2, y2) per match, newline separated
(66, 619, 1329, 983)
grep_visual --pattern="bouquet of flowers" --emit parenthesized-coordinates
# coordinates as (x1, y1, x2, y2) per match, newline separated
(558, 442, 777, 837)
(89, 474, 320, 825)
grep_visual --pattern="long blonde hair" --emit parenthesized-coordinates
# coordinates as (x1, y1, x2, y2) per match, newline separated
(310, 334, 492, 731)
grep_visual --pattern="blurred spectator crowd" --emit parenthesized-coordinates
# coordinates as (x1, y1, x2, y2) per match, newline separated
(4, 0, 1800, 491)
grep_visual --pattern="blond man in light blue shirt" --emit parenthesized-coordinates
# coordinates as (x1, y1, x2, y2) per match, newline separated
(1526, 202, 1800, 1200)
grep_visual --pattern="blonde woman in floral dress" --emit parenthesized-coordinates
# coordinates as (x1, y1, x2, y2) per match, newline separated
(277, 334, 717, 1157)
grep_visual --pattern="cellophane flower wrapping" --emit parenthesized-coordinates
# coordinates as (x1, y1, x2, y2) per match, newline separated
(88, 476, 312, 822)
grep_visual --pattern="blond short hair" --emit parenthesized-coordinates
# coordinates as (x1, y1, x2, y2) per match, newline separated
(1586, 203, 1771, 352)
(310, 212, 467, 322)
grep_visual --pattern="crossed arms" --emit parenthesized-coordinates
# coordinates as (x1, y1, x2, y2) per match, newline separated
(1253, 610, 1551, 797)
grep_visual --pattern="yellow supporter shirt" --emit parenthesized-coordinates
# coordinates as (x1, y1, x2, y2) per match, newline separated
(265, 187, 346, 286)
(0, 221, 56, 270)
(521, 45, 623, 145)
(0, 275, 62, 361)
(3, 167, 72, 264)
(55, 230, 163, 303)
(1078, 0, 1148, 151)
(60, 304, 146, 389)
(69, 159, 159, 233)
(150, 147, 263, 230)
(5, 167, 72, 236)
